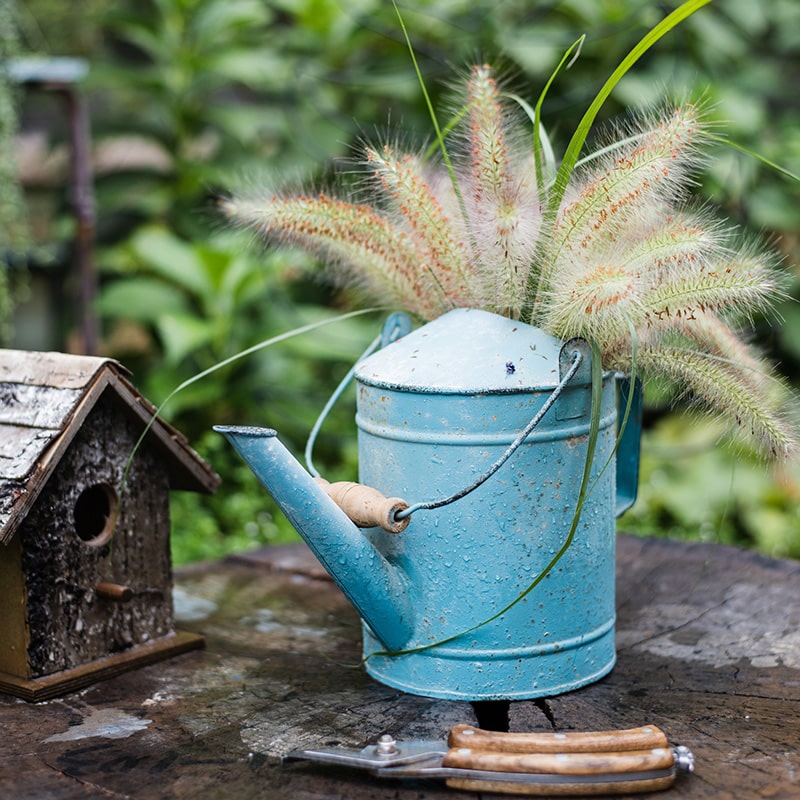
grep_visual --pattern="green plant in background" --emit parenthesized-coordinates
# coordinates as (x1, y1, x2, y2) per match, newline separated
(96, 222, 377, 434)
(16, 0, 109, 57)
(97, 226, 288, 417)
(168, 429, 287, 564)
(0, 0, 28, 337)
(16, 0, 800, 562)
(628, 415, 800, 558)
(95, 223, 376, 563)
(90, 0, 494, 241)
(91, 0, 278, 240)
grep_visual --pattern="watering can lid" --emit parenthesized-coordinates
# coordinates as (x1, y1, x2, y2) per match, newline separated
(355, 308, 569, 393)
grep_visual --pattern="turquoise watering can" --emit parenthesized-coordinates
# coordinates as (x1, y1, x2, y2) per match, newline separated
(215, 308, 642, 700)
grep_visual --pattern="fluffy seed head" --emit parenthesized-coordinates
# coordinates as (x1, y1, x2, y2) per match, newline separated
(224, 67, 795, 459)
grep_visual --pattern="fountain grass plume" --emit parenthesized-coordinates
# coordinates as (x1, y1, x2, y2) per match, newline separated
(461, 65, 542, 318)
(224, 64, 797, 461)
(224, 189, 452, 321)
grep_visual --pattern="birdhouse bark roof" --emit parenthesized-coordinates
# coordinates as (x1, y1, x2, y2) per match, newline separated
(0, 349, 220, 545)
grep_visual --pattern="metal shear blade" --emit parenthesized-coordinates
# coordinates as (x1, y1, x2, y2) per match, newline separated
(285, 739, 448, 770)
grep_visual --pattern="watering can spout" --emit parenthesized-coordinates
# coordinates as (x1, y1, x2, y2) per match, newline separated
(213, 425, 415, 652)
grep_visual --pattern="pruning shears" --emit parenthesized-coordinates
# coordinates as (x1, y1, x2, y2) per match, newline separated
(286, 723, 695, 795)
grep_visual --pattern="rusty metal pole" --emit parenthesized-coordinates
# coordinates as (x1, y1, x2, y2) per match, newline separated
(63, 85, 98, 355)
(9, 58, 98, 354)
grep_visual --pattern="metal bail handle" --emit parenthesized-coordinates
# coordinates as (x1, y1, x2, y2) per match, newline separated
(304, 313, 413, 478)
(394, 339, 588, 522)
(305, 318, 641, 531)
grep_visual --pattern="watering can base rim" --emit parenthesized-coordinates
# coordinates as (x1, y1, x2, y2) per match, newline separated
(362, 620, 617, 701)
(364, 654, 616, 701)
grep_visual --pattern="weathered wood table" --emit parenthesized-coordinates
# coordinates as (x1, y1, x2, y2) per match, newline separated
(1, 535, 798, 799)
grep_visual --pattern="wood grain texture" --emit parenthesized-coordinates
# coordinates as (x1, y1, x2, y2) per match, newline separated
(441, 747, 675, 775)
(445, 774, 675, 796)
(0, 535, 797, 799)
(447, 723, 669, 753)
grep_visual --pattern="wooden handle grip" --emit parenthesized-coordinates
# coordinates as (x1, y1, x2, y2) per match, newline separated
(315, 479, 409, 533)
(442, 747, 675, 776)
(447, 724, 669, 754)
(444, 774, 676, 796)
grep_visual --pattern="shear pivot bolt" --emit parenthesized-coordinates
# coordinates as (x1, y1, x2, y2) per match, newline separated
(375, 734, 398, 757)
(673, 745, 695, 773)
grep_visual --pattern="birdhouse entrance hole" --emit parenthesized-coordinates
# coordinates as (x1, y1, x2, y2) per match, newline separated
(74, 483, 118, 547)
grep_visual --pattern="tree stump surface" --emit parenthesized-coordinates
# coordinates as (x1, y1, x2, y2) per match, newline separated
(1, 534, 798, 799)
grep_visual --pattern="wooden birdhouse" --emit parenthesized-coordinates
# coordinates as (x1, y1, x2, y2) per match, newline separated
(0, 350, 220, 701)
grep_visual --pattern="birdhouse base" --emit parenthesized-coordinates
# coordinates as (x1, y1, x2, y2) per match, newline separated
(0, 631, 204, 702)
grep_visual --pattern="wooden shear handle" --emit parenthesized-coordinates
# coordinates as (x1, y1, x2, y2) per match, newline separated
(443, 725, 677, 796)
(447, 724, 670, 753)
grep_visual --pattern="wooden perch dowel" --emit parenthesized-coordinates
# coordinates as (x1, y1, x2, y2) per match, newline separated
(96, 582, 133, 602)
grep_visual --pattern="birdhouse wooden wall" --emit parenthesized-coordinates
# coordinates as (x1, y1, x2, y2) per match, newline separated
(0, 349, 219, 700)
(5, 391, 174, 679)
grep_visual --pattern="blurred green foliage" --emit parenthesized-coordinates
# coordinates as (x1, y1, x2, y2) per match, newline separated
(15, 0, 800, 563)
(0, 0, 28, 333)
(623, 414, 800, 559)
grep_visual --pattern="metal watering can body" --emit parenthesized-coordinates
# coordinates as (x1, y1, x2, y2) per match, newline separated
(216, 308, 641, 701)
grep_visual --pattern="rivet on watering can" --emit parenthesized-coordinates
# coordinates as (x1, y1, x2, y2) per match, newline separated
(375, 734, 399, 757)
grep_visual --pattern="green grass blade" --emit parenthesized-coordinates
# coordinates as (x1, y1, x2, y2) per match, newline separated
(115, 308, 379, 518)
(708, 133, 800, 184)
(392, 6, 458, 193)
(522, 0, 712, 326)
(506, 92, 558, 188)
(531, 35, 585, 194)
(547, 0, 712, 219)
(392, 1, 474, 253)
(506, 36, 584, 194)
